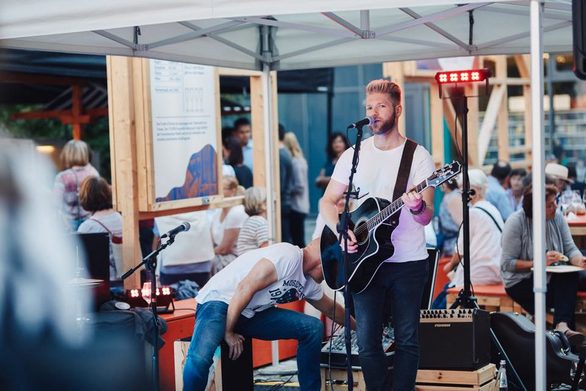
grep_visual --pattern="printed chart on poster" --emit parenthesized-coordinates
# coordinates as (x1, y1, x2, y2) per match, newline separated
(150, 59, 219, 203)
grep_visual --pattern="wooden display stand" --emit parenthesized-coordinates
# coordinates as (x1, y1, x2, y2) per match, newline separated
(416, 364, 497, 391)
(320, 364, 496, 391)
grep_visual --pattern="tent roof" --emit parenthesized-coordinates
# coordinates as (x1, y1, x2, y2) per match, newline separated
(0, 1, 573, 71)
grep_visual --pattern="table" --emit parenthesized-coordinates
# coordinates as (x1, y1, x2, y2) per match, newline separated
(158, 298, 304, 391)
(159, 298, 197, 391)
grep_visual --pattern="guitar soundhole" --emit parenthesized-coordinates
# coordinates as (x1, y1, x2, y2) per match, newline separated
(355, 221, 368, 245)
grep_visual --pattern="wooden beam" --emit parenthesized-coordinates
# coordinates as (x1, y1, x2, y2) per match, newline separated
(443, 98, 476, 166)
(72, 84, 82, 140)
(107, 56, 142, 289)
(466, 84, 479, 168)
(478, 85, 506, 164)
(139, 196, 244, 220)
(495, 56, 509, 162)
(515, 55, 533, 163)
(0, 71, 90, 86)
(430, 82, 444, 166)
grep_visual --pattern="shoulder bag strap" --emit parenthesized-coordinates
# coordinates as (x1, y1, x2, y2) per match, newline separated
(474, 206, 503, 233)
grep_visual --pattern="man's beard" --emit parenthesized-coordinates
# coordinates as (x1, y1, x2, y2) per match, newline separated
(373, 109, 396, 135)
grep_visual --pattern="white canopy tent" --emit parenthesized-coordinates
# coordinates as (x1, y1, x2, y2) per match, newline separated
(0, 1, 573, 389)
(0, 1, 573, 70)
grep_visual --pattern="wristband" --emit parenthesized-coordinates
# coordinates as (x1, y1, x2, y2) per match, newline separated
(409, 200, 427, 216)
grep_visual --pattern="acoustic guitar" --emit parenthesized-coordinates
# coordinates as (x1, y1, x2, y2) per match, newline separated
(320, 161, 461, 293)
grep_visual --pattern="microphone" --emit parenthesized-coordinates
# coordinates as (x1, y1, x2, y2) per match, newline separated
(348, 116, 373, 129)
(161, 222, 191, 239)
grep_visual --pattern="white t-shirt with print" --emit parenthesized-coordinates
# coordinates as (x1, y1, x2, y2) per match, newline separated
(196, 242, 323, 318)
(331, 137, 435, 263)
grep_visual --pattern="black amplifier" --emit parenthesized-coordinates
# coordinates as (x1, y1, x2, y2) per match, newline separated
(419, 308, 490, 370)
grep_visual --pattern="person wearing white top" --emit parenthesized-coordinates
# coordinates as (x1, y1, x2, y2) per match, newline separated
(320, 80, 435, 391)
(77, 176, 123, 280)
(183, 240, 354, 391)
(443, 169, 504, 288)
(211, 176, 248, 273)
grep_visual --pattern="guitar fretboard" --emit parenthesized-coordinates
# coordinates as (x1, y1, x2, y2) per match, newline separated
(365, 181, 428, 231)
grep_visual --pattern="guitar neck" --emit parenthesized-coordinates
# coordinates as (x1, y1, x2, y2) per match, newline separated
(366, 180, 428, 230)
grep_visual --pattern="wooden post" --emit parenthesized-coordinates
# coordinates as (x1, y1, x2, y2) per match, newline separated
(72, 84, 82, 140)
(496, 56, 510, 162)
(515, 55, 533, 163)
(430, 83, 444, 166)
(107, 56, 142, 289)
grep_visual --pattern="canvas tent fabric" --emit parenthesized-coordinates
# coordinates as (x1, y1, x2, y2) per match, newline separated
(0, 1, 573, 71)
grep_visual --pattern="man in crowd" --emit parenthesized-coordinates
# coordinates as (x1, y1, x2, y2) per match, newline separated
(486, 160, 513, 221)
(234, 117, 253, 171)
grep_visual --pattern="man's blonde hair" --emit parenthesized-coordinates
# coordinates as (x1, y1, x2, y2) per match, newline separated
(365, 79, 401, 106)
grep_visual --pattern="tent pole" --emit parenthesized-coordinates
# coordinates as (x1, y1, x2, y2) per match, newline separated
(530, 1, 547, 390)
(261, 63, 280, 367)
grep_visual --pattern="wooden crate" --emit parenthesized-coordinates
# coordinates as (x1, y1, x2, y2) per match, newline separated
(416, 364, 497, 391)
(320, 367, 366, 391)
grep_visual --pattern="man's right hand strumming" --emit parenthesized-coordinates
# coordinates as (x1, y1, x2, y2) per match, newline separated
(338, 229, 358, 253)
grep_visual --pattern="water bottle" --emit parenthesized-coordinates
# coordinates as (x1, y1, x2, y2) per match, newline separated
(497, 359, 508, 391)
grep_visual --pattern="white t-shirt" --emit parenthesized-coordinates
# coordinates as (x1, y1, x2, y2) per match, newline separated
(451, 200, 503, 287)
(331, 137, 435, 262)
(197, 243, 323, 318)
(211, 205, 248, 250)
(155, 211, 214, 267)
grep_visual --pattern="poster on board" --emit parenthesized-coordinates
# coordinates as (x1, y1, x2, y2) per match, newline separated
(150, 59, 219, 203)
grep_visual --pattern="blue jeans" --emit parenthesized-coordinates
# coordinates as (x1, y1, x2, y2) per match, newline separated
(183, 301, 323, 391)
(352, 260, 428, 391)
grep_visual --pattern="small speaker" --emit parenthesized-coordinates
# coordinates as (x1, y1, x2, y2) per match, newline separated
(419, 309, 490, 370)
(573, 0, 586, 80)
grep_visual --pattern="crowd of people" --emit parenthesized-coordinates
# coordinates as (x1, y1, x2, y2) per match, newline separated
(435, 158, 586, 349)
(25, 80, 586, 391)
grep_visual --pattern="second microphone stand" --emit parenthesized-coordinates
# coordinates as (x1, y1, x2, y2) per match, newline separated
(121, 234, 178, 391)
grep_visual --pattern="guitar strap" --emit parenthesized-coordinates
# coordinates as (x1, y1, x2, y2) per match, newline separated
(390, 139, 418, 223)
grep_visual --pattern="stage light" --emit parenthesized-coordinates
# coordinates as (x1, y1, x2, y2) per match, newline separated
(435, 69, 490, 85)
(125, 285, 175, 313)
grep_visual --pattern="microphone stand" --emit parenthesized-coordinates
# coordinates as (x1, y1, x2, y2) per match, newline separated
(337, 124, 365, 391)
(443, 86, 526, 391)
(121, 234, 177, 391)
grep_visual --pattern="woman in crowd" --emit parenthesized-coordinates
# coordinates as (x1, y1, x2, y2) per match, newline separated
(443, 169, 503, 287)
(506, 168, 527, 212)
(223, 136, 253, 188)
(211, 176, 248, 273)
(315, 132, 350, 192)
(236, 186, 269, 256)
(78, 176, 123, 280)
(501, 184, 586, 348)
(54, 140, 99, 231)
(283, 132, 309, 247)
